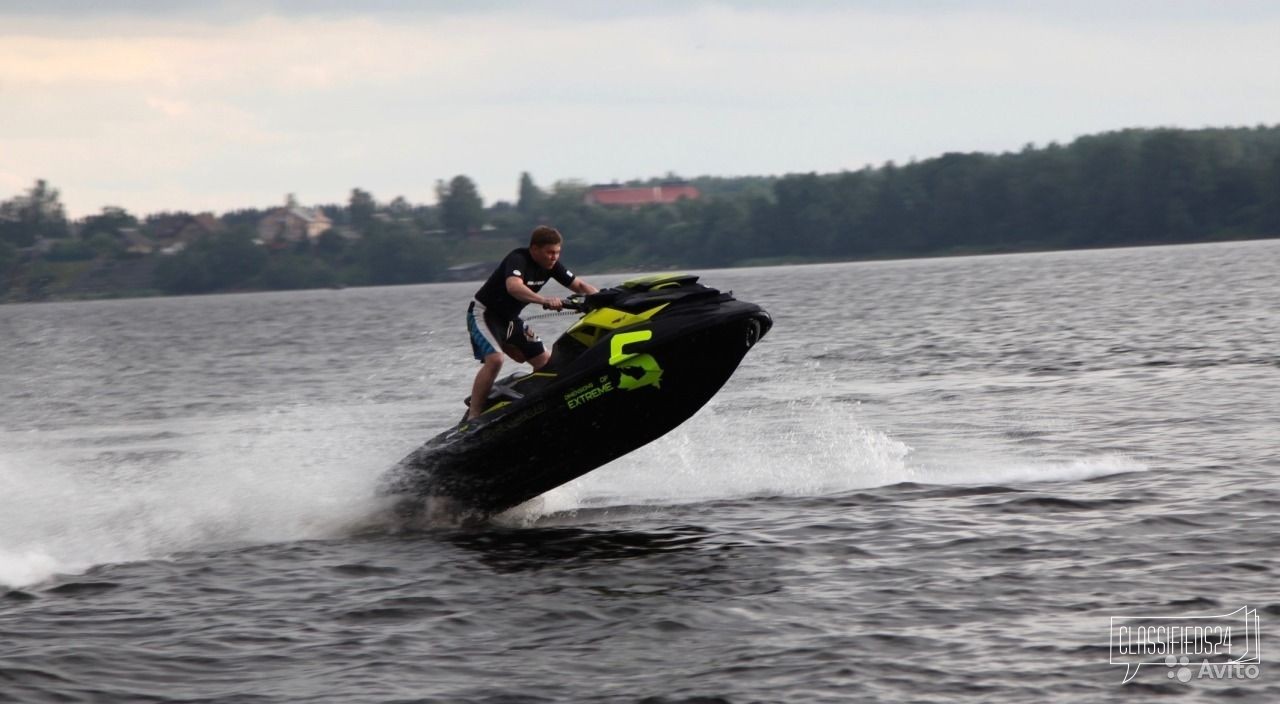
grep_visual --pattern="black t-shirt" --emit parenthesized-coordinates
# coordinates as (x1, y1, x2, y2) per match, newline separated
(474, 248, 576, 319)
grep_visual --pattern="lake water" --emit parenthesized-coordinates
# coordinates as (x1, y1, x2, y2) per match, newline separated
(1, 240, 1277, 702)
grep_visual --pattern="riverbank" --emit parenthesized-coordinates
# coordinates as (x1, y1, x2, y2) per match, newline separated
(7, 233, 1275, 305)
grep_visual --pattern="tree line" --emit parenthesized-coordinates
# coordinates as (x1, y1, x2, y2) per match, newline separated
(631, 125, 1280, 266)
(2, 125, 1278, 300)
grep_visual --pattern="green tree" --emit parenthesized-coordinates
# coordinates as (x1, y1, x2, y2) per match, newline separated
(1066, 132, 1140, 246)
(45, 239, 95, 261)
(437, 175, 484, 235)
(1263, 154, 1280, 235)
(87, 232, 124, 259)
(517, 172, 544, 215)
(219, 207, 268, 229)
(772, 173, 834, 256)
(258, 254, 338, 290)
(387, 196, 413, 221)
(153, 228, 267, 294)
(79, 206, 138, 240)
(356, 224, 445, 285)
(1138, 130, 1210, 241)
(348, 188, 377, 231)
(687, 197, 752, 266)
(0, 179, 71, 246)
(0, 240, 16, 292)
(315, 229, 350, 261)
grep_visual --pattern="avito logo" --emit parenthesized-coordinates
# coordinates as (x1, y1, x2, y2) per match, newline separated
(1109, 606, 1262, 684)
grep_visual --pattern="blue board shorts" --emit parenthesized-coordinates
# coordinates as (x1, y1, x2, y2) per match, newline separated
(467, 300, 545, 362)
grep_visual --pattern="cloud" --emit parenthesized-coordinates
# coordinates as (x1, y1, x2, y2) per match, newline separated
(146, 97, 193, 118)
(1, 3, 1279, 217)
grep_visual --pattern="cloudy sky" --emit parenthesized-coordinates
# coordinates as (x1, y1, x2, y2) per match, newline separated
(2, 0, 1279, 217)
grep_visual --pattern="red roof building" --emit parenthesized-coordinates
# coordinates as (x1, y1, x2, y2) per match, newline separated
(584, 184, 700, 207)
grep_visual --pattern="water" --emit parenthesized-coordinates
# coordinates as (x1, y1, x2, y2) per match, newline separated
(1, 240, 1277, 703)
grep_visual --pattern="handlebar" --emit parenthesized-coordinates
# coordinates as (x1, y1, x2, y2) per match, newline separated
(541, 294, 589, 313)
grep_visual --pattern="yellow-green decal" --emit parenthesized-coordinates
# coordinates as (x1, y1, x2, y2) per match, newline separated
(609, 330, 663, 391)
(564, 377, 615, 409)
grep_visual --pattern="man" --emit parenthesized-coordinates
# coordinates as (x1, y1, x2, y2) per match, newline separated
(466, 226, 597, 420)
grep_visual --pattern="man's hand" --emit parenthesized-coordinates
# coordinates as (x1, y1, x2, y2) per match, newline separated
(542, 297, 564, 311)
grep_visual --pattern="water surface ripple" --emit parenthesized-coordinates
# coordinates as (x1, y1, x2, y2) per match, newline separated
(2, 241, 1278, 702)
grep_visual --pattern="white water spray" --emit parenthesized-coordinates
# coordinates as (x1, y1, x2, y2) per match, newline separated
(0, 404, 408, 589)
(0, 397, 1146, 588)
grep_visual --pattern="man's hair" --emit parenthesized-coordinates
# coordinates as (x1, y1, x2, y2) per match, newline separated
(530, 226, 563, 248)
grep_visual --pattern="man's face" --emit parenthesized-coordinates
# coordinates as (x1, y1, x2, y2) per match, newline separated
(530, 243, 561, 269)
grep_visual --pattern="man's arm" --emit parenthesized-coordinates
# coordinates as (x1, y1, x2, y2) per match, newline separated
(507, 275, 577, 310)
(505, 276, 559, 308)
(506, 275, 596, 310)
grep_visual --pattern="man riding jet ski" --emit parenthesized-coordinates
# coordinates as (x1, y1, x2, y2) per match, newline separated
(379, 270, 772, 517)
(464, 226, 599, 421)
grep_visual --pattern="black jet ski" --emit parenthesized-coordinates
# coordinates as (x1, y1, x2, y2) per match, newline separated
(379, 273, 772, 517)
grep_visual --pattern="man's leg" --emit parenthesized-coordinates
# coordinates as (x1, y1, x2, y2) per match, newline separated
(528, 350, 552, 370)
(467, 352, 503, 420)
(515, 317, 550, 370)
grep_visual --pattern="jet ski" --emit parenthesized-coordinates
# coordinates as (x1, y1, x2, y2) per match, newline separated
(379, 273, 772, 517)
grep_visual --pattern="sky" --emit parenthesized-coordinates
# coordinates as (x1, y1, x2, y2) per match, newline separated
(2, 0, 1279, 218)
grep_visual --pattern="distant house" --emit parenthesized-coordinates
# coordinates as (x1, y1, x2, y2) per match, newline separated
(584, 183, 700, 207)
(151, 213, 223, 254)
(118, 228, 156, 256)
(257, 195, 333, 248)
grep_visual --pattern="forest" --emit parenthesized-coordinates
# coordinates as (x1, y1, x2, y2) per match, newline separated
(2, 125, 1279, 301)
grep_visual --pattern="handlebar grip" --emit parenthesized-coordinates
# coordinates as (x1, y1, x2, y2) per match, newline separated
(540, 296, 586, 312)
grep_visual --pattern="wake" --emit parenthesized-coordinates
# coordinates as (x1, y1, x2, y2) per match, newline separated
(0, 399, 1145, 588)
(521, 398, 1147, 517)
